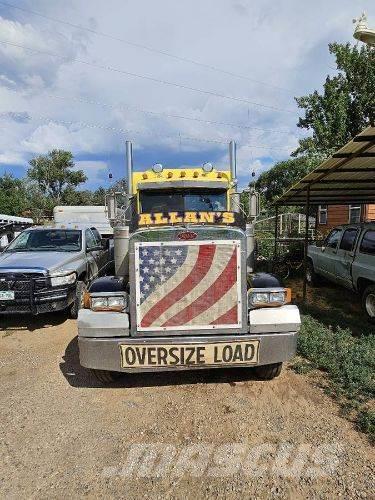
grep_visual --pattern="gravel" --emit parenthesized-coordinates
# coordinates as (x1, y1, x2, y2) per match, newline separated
(0, 313, 374, 498)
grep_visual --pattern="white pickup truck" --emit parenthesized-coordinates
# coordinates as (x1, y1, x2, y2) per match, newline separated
(307, 223, 375, 322)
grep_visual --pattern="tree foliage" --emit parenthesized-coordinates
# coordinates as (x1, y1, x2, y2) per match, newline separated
(255, 157, 319, 205)
(0, 150, 111, 219)
(294, 42, 375, 158)
(255, 42, 374, 205)
(0, 174, 27, 216)
(27, 150, 87, 203)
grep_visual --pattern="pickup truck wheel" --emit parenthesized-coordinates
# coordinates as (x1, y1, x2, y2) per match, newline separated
(306, 261, 320, 286)
(254, 362, 282, 380)
(90, 369, 122, 384)
(69, 281, 87, 319)
(362, 285, 375, 324)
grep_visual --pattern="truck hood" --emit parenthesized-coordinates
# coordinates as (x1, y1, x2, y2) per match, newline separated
(0, 251, 81, 274)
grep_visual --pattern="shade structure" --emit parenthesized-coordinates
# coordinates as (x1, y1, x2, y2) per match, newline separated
(277, 126, 375, 206)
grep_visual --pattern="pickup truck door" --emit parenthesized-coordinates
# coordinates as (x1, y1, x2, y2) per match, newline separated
(334, 227, 359, 289)
(89, 227, 108, 275)
(85, 228, 102, 281)
(316, 228, 343, 281)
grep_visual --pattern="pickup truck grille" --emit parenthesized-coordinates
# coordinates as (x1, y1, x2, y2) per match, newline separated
(134, 240, 242, 332)
(0, 273, 48, 292)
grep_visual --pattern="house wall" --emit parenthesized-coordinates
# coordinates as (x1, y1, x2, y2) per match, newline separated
(316, 203, 375, 236)
(364, 204, 375, 222)
(316, 205, 348, 235)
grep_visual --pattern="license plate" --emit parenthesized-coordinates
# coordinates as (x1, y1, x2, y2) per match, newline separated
(0, 291, 15, 301)
(119, 340, 259, 368)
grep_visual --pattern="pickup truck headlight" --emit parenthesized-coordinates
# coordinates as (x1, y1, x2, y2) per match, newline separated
(248, 288, 291, 308)
(50, 272, 77, 287)
(88, 293, 128, 312)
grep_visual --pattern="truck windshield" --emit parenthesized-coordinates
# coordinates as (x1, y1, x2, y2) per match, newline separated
(140, 189, 227, 213)
(5, 230, 82, 252)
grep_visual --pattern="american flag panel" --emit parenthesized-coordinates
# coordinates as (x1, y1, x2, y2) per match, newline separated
(135, 240, 242, 331)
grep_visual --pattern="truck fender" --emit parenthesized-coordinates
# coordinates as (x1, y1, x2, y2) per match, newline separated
(88, 275, 126, 293)
(248, 272, 282, 289)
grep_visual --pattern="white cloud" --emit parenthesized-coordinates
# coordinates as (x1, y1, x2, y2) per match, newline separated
(0, 0, 372, 185)
(0, 14, 87, 89)
(75, 160, 109, 188)
(0, 151, 26, 165)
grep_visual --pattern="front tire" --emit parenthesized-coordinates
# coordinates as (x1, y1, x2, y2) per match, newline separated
(362, 285, 375, 324)
(69, 281, 87, 319)
(306, 261, 320, 286)
(254, 362, 282, 380)
(90, 369, 122, 384)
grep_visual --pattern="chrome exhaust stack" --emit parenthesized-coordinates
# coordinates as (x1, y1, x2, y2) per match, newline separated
(113, 140, 133, 278)
(229, 141, 240, 213)
(126, 140, 133, 196)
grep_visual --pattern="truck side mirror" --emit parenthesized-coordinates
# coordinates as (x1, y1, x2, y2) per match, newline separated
(248, 188, 260, 219)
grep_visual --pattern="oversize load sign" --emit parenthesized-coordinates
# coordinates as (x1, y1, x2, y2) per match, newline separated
(119, 340, 259, 368)
(138, 211, 236, 226)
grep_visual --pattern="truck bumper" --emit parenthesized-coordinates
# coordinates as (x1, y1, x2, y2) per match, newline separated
(78, 331, 298, 373)
(0, 286, 75, 315)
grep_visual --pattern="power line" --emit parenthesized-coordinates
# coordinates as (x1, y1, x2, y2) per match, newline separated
(0, 0, 295, 94)
(5, 87, 293, 134)
(0, 39, 295, 114)
(0, 111, 294, 152)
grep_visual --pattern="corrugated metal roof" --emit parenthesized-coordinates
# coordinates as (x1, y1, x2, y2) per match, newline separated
(277, 126, 375, 205)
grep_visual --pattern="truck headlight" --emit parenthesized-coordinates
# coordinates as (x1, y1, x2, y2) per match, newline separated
(50, 272, 76, 287)
(88, 293, 127, 312)
(248, 288, 291, 308)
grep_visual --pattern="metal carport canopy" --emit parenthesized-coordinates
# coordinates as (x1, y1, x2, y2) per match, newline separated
(276, 126, 375, 206)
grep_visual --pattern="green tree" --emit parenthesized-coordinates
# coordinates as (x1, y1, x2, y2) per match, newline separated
(255, 157, 319, 205)
(0, 174, 27, 216)
(254, 42, 374, 206)
(294, 42, 375, 158)
(27, 150, 87, 204)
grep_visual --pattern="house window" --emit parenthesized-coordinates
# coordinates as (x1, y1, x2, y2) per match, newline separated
(318, 204, 327, 224)
(349, 205, 361, 224)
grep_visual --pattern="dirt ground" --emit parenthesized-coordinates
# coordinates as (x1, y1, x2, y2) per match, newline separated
(1, 309, 374, 499)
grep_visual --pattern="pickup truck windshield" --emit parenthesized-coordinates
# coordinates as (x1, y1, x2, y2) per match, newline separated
(6, 229, 82, 252)
(140, 189, 227, 212)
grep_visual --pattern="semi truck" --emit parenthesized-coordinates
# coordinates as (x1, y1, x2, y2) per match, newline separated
(77, 141, 301, 383)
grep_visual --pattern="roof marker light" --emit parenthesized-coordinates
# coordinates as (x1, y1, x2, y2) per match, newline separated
(167, 172, 173, 178)
(193, 171, 199, 178)
(180, 171, 186, 177)
(152, 163, 163, 173)
(202, 162, 213, 173)
(142, 173, 148, 179)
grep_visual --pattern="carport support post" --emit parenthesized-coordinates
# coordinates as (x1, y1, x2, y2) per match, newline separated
(273, 204, 279, 272)
(303, 186, 310, 302)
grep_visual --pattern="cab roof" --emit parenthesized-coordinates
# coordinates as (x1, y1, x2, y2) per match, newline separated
(132, 168, 232, 194)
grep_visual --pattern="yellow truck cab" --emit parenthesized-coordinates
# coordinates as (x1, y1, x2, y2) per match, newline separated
(77, 141, 300, 383)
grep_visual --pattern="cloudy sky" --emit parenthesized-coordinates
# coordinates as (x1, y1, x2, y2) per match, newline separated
(0, 0, 373, 190)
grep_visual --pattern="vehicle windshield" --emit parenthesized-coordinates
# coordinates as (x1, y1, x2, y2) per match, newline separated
(5, 229, 82, 252)
(139, 188, 227, 212)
